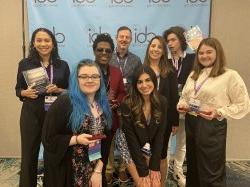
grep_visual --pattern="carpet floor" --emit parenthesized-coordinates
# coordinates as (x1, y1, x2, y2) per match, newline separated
(0, 158, 249, 187)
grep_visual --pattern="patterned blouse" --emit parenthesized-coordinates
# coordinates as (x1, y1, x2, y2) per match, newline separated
(71, 114, 106, 187)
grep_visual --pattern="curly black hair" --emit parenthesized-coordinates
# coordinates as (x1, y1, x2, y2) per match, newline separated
(163, 26, 187, 51)
(92, 33, 115, 52)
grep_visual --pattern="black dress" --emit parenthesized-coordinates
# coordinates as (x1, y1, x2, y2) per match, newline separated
(42, 94, 111, 187)
(158, 71, 179, 159)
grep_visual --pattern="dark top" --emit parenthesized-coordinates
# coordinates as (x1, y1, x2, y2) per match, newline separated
(158, 71, 179, 127)
(110, 51, 142, 86)
(169, 53, 195, 86)
(121, 96, 167, 177)
(15, 57, 70, 101)
(42, 94, 111, 187)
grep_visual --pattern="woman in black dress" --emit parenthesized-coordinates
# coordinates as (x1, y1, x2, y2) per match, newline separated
(143, 35, 179, 187)
(15, 27, 70, 187)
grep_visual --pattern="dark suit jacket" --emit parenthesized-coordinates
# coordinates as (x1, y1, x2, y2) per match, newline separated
(108, 65, 126, 132)
(121, 96, 167, 177)
(158, 71, 179, 127)
(15, 57, 70, 101)
(168, 53, 195, 86)
(158, 71, 179, 158)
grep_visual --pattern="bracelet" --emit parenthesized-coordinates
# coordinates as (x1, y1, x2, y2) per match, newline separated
(94, 169, 102, 174)
(75, 135, 79, 144)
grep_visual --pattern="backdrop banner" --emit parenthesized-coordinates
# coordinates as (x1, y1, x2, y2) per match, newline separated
(28, 0, 211, 159)
(27, 0, 211, 66)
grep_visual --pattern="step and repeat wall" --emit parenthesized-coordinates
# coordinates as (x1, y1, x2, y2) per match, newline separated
(27, 0, 211, 158)
(27, 0, 211, 65)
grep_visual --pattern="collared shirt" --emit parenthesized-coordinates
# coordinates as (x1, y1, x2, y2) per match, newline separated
(110, 50, 142, 85)
(168, 51, 187, 71)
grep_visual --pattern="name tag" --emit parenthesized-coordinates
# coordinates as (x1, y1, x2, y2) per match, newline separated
(88, 141, 102, 162)
(44, 96, 57, 111)
(141, 143, 152, 156)
(188, 98, 201, 116)
(123, 78, 128, 84)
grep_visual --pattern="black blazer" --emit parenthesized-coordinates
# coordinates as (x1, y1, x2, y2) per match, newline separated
(158, 71, 179, 127)
(15, 57, 70, 101)
(168, 53, 195, 86)
(121, 96, 167, 177)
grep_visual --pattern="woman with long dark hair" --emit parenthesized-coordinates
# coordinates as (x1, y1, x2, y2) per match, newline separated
(117, 66, 167, 187)
(144, 35, 179, 186)
(15, 27, 70, 187)
(42, 60, 112, 186)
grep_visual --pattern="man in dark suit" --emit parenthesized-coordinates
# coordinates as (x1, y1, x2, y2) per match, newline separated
(163, 26, 195, 187)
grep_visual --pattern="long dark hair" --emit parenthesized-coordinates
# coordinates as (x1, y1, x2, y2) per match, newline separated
(125, 66, 161, 127)
(144, 35, 173, 78)
(191, 37, 226, 80)
(28, 27, 60, 64)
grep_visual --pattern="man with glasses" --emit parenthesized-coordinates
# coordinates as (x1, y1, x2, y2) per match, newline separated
(110, 26, 142, 90)
(93, 33, 126, 185)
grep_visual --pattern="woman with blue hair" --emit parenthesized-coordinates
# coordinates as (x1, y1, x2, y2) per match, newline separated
(42, 59, 112, 187)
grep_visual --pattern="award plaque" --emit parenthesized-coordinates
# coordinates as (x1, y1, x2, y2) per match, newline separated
(184, 25, 203, 51)
(22, 67, 49, 94)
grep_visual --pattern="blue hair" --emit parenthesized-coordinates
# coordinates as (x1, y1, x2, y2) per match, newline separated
(68, 59, 112, 132)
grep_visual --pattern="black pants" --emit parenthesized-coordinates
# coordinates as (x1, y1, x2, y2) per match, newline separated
(185, 114, 227, 187)
(161, 122, 172, 159)
(19, 98, 45, 187)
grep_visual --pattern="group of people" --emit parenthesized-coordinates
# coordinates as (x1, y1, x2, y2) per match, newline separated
(15, 26, 250, 187)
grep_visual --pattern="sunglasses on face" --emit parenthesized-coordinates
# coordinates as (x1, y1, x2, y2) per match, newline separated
(96, 48, 112, 54)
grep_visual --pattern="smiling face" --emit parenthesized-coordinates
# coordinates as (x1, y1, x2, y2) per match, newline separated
(116, 29, 132, 52)
(198, 44, 217, 67)
(33, 31, 54, 59)
(94, 41, 113, 65)
(148, 38, 164, 62)
(78, 66, 101, 96)
(136, 73, 154, 97)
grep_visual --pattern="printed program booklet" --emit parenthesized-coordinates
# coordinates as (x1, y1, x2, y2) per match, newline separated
(23, 67, 49, 94)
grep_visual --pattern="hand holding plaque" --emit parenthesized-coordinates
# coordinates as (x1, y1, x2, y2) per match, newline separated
(23, 67, 49, 94)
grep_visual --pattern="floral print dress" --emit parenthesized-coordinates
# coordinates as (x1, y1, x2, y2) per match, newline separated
(71, 114, 106, 187)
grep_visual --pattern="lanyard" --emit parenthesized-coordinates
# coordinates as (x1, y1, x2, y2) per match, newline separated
(171, 58, 183, 78)
(40, 61, 54, 84)
(117, 57, 128, 76)
(194, 77, 209, 95)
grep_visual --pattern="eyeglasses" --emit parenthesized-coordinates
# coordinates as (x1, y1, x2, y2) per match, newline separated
(96, 48, 112, 54)
(78, 74, 101, 81)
